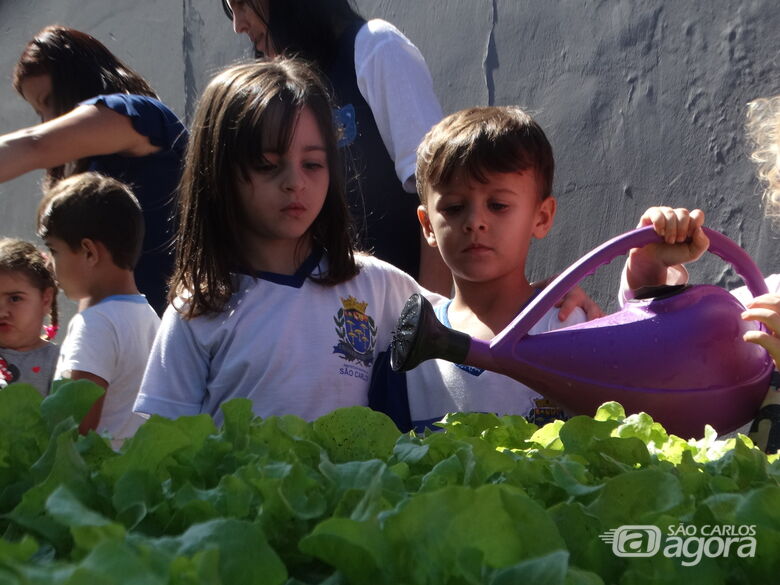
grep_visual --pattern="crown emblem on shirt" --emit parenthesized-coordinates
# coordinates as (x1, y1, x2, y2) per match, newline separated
(341, 296, 368, 314)
(333, 296, 376, 366)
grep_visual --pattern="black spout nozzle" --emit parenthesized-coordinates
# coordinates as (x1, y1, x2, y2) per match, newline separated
(390, 293, 472, 372)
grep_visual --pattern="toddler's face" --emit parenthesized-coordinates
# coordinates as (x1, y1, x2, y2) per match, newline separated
(0, 271, 52, 352)
(419, 169, 555, 284)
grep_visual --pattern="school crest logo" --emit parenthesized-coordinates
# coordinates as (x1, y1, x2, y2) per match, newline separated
(527, 397, 568, 426)
(334, 104, 357, 148)
(333, 296, 376, 366)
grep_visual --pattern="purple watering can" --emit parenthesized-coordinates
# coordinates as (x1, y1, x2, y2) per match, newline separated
(391, 226, 774, 438)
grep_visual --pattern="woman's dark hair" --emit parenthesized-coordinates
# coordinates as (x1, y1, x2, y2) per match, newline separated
(0, 238, 59, 341)
(12, 25, 157, 183)
(221, 0, 363, 66)
(172, 57, 357, 318)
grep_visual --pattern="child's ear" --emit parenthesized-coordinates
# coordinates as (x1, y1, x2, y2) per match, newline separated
(80, 238, 100, 266)
(41, 287, 54, 312)
(417, 205, 438, 248)
(532, 196, 556, 239)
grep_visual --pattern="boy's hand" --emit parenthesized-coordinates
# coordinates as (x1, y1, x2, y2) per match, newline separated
(555, 285, 604, 321)
(530, 277, 605, 321)
(626, 207, 709, 289)
(742, 293, 780, 368)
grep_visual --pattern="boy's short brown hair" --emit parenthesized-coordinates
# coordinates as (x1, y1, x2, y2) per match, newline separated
(416, 106, 554, 204)
(37, 172, 144, 270)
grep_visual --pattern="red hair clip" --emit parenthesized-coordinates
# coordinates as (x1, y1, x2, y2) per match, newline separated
(44, 324, 59, 341)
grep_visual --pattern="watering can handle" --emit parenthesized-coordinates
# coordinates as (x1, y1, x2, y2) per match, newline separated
(492, 225, 769, 346)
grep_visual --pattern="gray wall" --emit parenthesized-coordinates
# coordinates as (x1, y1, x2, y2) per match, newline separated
(1, 1, 778, 319)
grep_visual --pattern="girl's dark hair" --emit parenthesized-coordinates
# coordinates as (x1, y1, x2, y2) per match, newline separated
(0, 238, 58, 341)
(172, 57, 357, 318)
(12, 25, 157, 184)
(221, 0, 363, 66)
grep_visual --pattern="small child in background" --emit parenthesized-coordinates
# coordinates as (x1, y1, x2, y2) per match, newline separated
(37, 172, 159, 445)
(740, 95, 780, 356)
(369, 106, 587, 432)
(0, 238, 59, 395)
(134, 58, 420, 424)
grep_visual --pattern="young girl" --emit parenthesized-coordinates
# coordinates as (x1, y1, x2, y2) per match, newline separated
(740, 95, 780, 355)
(0, 238, 59, 396)
(0, 26, 187, 314)
(133, 58, 420, 424)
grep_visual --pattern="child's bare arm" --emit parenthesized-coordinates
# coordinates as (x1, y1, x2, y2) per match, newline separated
(68, 370, 108, 435)
(625, 207, 709, 290)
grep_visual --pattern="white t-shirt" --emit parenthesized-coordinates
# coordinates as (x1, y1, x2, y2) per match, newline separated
(134, 254, 420, 425)
(405, 297, 587, 430)
(56, 295, 160, 443)
(354, 19, 443, 192)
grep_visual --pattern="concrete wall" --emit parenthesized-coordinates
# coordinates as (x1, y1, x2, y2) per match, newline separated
(1, 1, 778, 317)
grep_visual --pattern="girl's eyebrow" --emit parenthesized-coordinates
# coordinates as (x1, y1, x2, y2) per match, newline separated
(261, 145, 326, 154)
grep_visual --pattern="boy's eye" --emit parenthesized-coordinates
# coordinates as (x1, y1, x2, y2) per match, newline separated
(10, 295, 23, 303)
(489, 202, 509, 211)
(441, 204, 464, 215)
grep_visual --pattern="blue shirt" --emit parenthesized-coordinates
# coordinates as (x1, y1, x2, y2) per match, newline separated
(80, 94, 188, 315)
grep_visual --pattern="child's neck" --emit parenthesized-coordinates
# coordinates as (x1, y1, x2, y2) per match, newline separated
(449, 272, 535, 341)
(3, 337, 47, 353)
(246, 238, 312, 275)
(81, 269, 140, 309)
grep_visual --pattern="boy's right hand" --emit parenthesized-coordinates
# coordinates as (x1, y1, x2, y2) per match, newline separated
(625, 206, 709, 290)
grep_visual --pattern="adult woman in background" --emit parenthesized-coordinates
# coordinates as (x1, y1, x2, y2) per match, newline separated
(0, 26, 187, 314)
(222, 0, 452, 294)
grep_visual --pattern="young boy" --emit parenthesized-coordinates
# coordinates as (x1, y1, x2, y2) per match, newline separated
(37, 172, 160, 446)
(370, 106, 587, 431)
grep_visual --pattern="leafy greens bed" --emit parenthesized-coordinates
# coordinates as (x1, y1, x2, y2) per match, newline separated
(0, 381, 778, 585)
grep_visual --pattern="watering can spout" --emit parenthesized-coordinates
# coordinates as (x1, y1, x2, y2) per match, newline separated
(390, 293, 471, 372)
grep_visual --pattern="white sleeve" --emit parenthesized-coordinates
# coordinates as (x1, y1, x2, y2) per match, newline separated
(55, 311, 117, 383)
(354, 19, 443, 193)
(133, 305, 209, 418)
